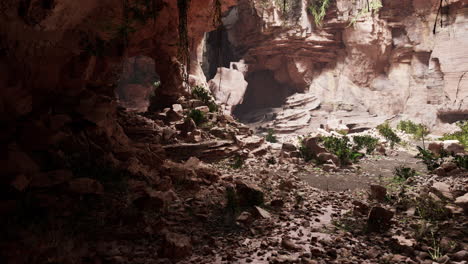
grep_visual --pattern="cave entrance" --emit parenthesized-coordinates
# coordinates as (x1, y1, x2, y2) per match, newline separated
(202, 25, 238, 81)
(233, 70, 295, 122)
(115, 56, 160, 112)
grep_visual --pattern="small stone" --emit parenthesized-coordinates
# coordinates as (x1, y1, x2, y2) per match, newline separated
(281, 237, 300, 251)
(367, 206, 393, 232)
(254, 206, 271, 219)
(160, 231, 192, 260)
(432, 182, 453, 200)
(236, 180, 264, 206)
(69, 178, 104, 194)
(370, 185, 387, 202)
(452, 250, 468, 261)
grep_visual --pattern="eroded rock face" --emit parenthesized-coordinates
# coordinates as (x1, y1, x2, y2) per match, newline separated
(207, 0, 467, 132)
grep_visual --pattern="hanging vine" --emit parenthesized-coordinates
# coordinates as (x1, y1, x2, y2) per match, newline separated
(177, 0, 191, 87)
(433, 0, 449, 34)
(212, 0, 224, 97)
(347, 0, 382, 27)
(307, 0, 331, 27)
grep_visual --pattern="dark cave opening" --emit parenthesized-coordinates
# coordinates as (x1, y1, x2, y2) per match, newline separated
(202, 26, 238, 81)
(115, 56, 160, 112)
(233, 70, 295, 120)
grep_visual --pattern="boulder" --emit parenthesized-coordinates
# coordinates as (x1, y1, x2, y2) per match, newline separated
(440, 162, 457, 172)
(236, 135, 265, 150)
(428, 142, 443, 156)
(132, 189, 177, 212)
(304, 137, 326, 156)
(235, 180, 264, 207)
(317, 152, 340, 166)
(282, 143, 297, 152)
(10, 174, 30, 192)
(443, 140, 465, 155)
(322, 163, 338, 172)
(281, 237, 301, 251)
(452, 250, 468, 261)
(391, 235, 416, 255)
(236, 211, 254, 225)
(367, 206, 393, 232)
(432, 182, 454, 200)
(68, 178, 103, 194)
(175, 118, 196, 136)
(172, 104, 183, 114)
(160, 231, 192, 260)
(208, 67, 248, 113)
(29, 170, 73, 188)
(454, 193, 468, 212)
(370, 185, 387, 202)
(195, 106, 210, 113)
(254, 206, 271, 219)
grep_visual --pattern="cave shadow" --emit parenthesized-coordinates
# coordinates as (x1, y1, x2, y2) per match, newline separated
(233, 70, 295, 123)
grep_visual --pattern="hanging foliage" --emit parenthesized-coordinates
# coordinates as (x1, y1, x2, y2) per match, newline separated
(347, 0, 382, 27)
(212, 0, 222, 27)
(177, 0, 191, 85)
(308, 0, 331, 27)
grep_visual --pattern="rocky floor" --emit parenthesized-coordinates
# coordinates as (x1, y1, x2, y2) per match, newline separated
(2, 97, 467, 264)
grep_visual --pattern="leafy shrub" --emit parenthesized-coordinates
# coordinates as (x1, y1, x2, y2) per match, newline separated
(192, 85, 219, 113)
(393, 166, 416, 181)
(267, 157, 276, 165)
(454, 155, 468, 170)
(322, 136, 363, 164)
(416, 146, 446, 171)
(377, 122, 401, 148)
(187, 109, 206, 126)
(398, 120, 430, 142)
(265, 129, 278, 143)
(230, 155, 244, 169)
(440, 121, 468, 150)
(414, 194, 450, 221)
(353, 135, 379, 154)
(308, 0, 331, 26)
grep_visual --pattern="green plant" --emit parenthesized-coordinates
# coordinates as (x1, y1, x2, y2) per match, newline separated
(398, 120, 430, 147)
(187, 109, 206, 126)
(441, 121, 468, 150)
(414, 194, 450, 221)
(454, 155, 468, 169)
(265, 129, 278, 143)
(192, 85, 219, 113)
(352, 135, 379, 154)
(393, 166, 416, 181)
(321, 136, 362, 164)
(308, 0, 331, 27)
(428, 231, 443, 261)
(377, 122, 401, 148)
(348, 0, 382, 27)
(416, 146, 445, 171)
(231, 155, 244, 169)
(267, 157, 276, 165)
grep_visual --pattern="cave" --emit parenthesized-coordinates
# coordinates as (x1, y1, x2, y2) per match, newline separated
(202, 26, 238, 81)
(0, 0, 467, 263)
(115, 56, 160, 112)
(233, 70, 295, 121)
